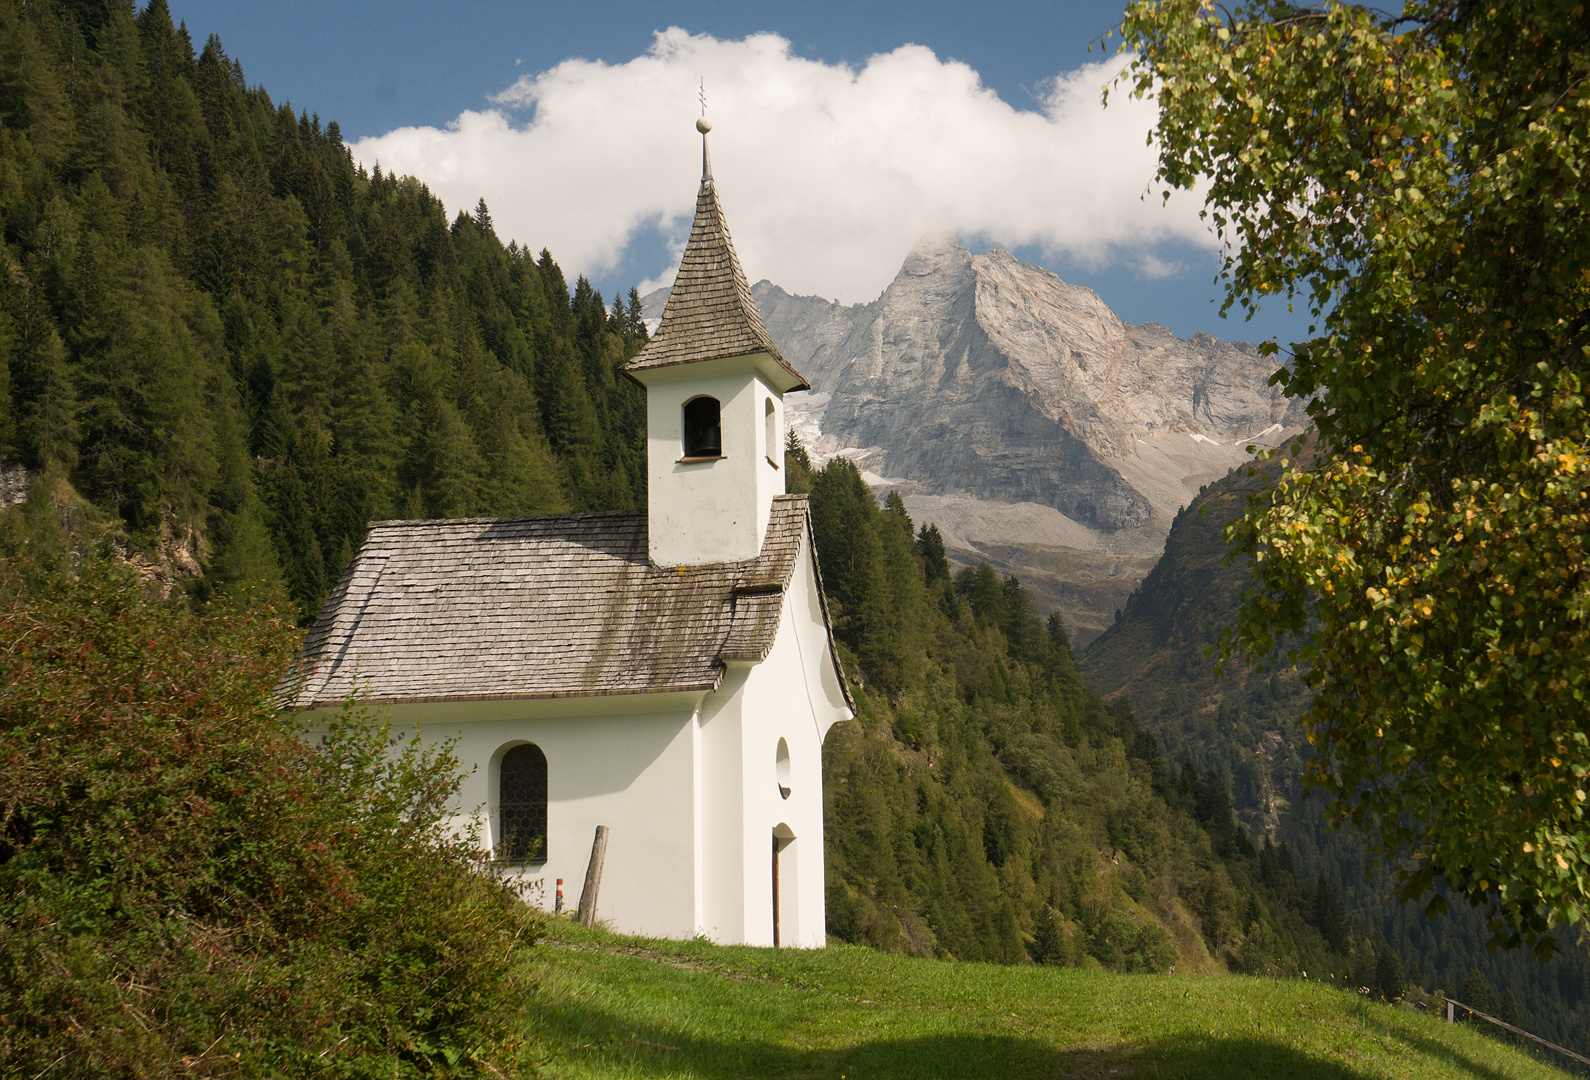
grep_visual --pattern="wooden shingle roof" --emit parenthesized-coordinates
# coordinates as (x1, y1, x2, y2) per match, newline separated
(624, 146, 809, 390)
(279, 494, 850, 711)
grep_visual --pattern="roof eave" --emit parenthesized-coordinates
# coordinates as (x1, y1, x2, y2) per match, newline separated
(626, 350, 810, 394)
(286, 672, 727, 713)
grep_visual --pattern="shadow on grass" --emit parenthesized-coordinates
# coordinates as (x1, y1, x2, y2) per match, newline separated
(529, 938, 1549, 1079)
(534, 999, 1461, 1080)
(1350, 1006, 1546, 1080)
(1122, 1031, 1537, 1080)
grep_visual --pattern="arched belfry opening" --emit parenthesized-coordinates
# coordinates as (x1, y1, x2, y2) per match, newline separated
(499, 743, 547, 865)
(682, 396, 722, 459)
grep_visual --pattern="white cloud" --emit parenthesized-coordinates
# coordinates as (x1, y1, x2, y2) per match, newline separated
(350, 28, 1210, 305)
(1136, 252, 1185, 280)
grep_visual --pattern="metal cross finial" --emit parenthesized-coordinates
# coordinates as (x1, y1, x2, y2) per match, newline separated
(695, 77, 713, 168)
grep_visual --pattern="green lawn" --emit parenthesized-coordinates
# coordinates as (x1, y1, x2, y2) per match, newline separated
(525, 921, 1571, 1079)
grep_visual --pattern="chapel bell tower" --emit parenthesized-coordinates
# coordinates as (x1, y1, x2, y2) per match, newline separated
(623, 118, 809, 568)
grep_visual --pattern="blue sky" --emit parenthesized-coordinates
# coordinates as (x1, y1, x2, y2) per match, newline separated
(166, 1, 1313, 346)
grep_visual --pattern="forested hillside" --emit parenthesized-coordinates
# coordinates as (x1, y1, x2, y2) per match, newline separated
(789, 445, 1417, 985)
(5, 0, 1578, 1054)
(0, 0, 645, 618)
(1081, 453, 1590, 1063)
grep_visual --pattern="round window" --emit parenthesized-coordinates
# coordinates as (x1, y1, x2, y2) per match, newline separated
(776, 737, 791, 800)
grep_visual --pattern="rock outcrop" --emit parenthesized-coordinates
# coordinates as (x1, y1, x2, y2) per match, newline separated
(649, 236, 1308, 644)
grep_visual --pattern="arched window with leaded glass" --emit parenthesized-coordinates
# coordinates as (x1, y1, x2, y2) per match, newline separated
(499, 743, 547, 865)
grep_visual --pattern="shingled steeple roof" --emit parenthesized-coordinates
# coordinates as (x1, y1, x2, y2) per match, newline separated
(624, 132, 808, 390)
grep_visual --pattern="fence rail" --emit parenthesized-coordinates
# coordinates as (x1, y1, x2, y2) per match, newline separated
(1446, 997, 1590, 1068)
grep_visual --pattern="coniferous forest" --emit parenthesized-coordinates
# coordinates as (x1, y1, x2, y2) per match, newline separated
(1, 1, 1579, 1074)
(792, 450, 1413, 987)
(0, 0, 648, 621)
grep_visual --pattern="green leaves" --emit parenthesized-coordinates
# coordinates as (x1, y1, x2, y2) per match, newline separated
(0, 556, 544, 1076)
(1124, 0, 1590, 953)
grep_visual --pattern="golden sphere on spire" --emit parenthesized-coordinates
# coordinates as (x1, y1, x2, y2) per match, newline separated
(696, 117, 713, 134)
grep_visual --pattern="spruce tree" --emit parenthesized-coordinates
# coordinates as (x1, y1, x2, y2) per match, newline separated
(414, 401, 486, 519)
(881, 489, 911, 535)
(1001, 574, 1045, 664)
(808, 458, 884, 652)
(1375, 944, 1405, 1002)
(1032, 906, 1066, 965)
(956, 563, 1007, 630)
(783, 429, 812, 471)
(1497, 985, 1521, 1044)
(479, 404, 567, 516)
(1311, 876, 1349, 955)
(15, 324, 77, 472)
(625, 286, 647, 343)
(0, 304, 16, 457)
(1045, 610, 1071, 654)
(783, 431, 812, 494)
(1463, 967, 1499, 1024)
(916, 522, 950, 584)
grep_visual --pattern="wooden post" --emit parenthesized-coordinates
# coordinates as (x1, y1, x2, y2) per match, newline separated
(1447, 1000, 1455, 1024)
(577, 825, 609, 928)
(771, 834, 781, 947)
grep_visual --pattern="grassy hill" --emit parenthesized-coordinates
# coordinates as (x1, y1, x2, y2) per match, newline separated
(526, 920, 1571, 1079)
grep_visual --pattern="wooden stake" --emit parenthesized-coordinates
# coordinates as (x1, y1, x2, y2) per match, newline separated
(578, 825, 609, 928)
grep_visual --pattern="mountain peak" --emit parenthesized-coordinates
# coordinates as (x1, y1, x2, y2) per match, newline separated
(899, 233, 972, 279)
(907, 231, 962, 256)
(750, 239, 1308, 639)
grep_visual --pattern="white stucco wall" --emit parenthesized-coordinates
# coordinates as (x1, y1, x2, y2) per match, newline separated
(697, 664, 748, 942)
(725, 531, 853, 947)
(639, 356, 785, 567)
(367, 695, 706, 940)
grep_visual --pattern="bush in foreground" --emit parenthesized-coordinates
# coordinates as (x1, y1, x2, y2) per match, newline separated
(0, 555, 541, 1078)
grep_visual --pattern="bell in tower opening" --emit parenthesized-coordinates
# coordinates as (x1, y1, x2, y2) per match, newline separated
(683, 396, 723, 459)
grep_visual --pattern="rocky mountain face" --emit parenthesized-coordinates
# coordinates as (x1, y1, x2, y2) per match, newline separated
(648, 236, 1309, 645)
(1077, 453, 1310, 836)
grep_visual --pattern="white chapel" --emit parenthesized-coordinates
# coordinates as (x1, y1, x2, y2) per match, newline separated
(281, 121, 854, 947)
